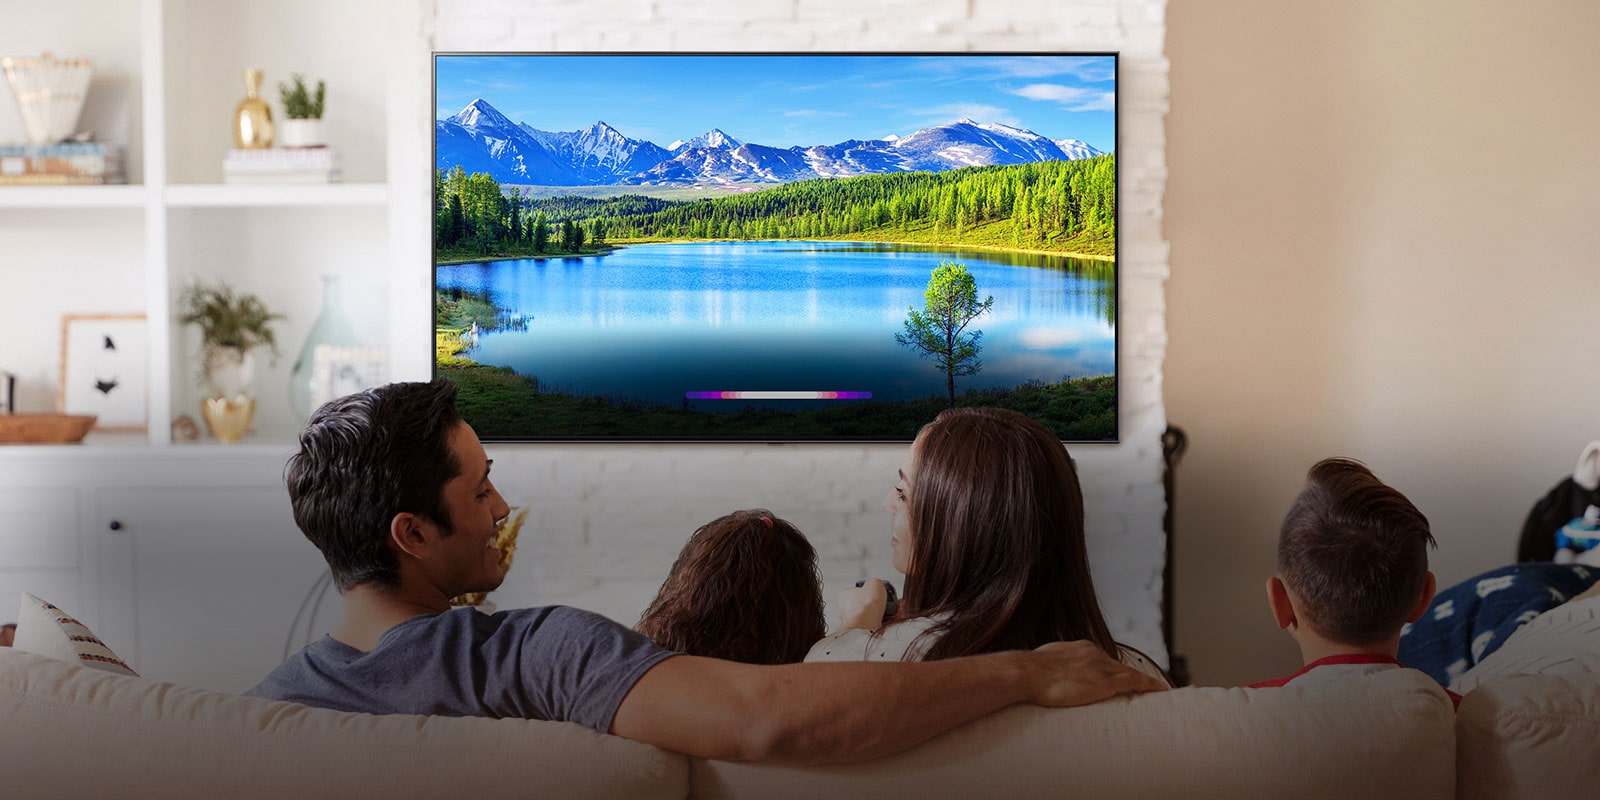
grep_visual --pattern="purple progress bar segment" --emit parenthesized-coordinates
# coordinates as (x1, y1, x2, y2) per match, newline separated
(685, 391, 873, 400)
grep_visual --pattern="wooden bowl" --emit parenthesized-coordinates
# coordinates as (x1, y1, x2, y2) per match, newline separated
(0, 414, 98, 444)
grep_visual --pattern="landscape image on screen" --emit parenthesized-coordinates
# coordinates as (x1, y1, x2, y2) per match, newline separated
(434, 53, 1117, 441)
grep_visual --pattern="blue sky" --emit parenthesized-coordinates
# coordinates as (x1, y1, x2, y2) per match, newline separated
(435, 54, 1115, 152)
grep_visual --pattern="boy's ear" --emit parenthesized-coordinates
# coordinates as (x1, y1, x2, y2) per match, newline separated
(1406, 571, 1438, 623)
(1266, 576, 1297, 630)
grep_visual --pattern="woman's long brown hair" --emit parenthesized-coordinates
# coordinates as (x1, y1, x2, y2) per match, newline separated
(900, 408, 1118, 661)
(636, 509, 826, 665)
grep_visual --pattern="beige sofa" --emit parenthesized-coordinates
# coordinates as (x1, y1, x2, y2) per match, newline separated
(8, 647, 1587, 800)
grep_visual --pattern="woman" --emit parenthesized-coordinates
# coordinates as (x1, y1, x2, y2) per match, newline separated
(806, 407, 1166, 681)
(637, 508, 827, 665)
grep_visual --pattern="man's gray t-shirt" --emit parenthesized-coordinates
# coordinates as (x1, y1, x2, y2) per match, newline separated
(245, 605, 676, 732)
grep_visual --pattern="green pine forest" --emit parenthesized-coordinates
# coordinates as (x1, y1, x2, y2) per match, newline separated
(434, 155, 1116, 262)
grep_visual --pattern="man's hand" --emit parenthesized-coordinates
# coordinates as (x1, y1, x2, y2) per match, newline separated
(834, 579, 889, 631)
(1022, 640, 1169, 707)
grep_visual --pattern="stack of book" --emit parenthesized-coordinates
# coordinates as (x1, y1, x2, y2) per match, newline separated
(0, 142, 126, 185)
(223, 147, 341, 184)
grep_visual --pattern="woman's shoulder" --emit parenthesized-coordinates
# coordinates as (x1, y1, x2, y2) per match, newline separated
(804, 616, 943, 663)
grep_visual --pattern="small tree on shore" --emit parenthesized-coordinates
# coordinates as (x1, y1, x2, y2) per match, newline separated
(896, 261, 993, 408)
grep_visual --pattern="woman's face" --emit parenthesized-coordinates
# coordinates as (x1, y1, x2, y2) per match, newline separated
(884, 434, 920, 574)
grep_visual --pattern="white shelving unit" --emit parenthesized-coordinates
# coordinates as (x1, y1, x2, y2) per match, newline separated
(0, 0, 429, 446)
(0, 0, 433, 658)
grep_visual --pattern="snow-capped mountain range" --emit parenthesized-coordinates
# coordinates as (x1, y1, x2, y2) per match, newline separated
(435, 98, 1105, 187)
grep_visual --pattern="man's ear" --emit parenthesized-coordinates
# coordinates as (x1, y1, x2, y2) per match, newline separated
(388, 512, 433, 562)
(1406, 571, 1438, 623)
(1267, 576, 1298, 631)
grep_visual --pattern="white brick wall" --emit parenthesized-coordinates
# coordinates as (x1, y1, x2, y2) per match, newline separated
(433, 0, 1172, 665)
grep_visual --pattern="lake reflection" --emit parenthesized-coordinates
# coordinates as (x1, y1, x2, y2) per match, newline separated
(436, 240, 1114, 409)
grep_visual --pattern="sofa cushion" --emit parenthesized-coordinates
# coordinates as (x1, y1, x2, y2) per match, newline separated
(691, 668, 1457, 800)
(0, 647, 689, 800)
(1456, 673, 1600, 800)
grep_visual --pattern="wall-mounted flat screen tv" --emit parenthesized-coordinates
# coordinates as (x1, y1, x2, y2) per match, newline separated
(433, 53, 1117, 442)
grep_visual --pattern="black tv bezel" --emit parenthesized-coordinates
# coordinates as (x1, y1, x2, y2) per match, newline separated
(430, 51, 1120, 445)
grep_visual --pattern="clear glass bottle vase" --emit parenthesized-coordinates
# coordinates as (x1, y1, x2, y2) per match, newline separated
(288, 274, 362, 424)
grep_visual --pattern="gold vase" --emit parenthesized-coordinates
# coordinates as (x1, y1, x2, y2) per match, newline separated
(200, 395, 256, 443)
(233, 69, 273, 149)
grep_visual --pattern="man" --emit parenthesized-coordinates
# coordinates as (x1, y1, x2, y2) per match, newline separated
(247, 379, 1164, 765)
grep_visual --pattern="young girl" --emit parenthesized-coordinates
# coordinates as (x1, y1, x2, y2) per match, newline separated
(806, 408, 1167, 682)
(637, 509, 827, 665)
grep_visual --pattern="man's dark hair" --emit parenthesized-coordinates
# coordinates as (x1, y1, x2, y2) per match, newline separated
(1278, 457, 1437, 646)
(285, 379, 464, 592)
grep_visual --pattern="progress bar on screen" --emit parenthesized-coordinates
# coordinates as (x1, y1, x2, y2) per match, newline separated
(685, 391, 873, 400)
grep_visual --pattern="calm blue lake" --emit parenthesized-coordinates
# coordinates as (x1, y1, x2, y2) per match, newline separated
(435, 240, 1114, 410)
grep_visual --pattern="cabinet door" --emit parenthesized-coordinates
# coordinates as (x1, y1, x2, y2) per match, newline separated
(97, 486, 332, 693)
(0, 487, 85, 628)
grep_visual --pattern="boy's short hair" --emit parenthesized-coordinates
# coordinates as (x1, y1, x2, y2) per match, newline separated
(1277, 457, 1437, 646)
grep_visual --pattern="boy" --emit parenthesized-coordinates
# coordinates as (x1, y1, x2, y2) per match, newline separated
(1250, 457, 1460, 708)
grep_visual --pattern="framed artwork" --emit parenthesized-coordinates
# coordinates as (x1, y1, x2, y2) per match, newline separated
(59, 313, 147, 430)
(311, 344, 387, 409)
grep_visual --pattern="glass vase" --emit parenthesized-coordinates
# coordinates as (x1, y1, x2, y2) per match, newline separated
(288, 274, 362, 425)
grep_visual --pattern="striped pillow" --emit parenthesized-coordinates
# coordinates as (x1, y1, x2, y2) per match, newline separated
(12, 591, 138, 677)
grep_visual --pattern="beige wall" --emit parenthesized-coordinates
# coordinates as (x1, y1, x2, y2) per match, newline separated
(1166, 0, 1600, 686)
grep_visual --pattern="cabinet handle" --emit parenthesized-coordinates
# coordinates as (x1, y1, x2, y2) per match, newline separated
(108, 520, 123, 532)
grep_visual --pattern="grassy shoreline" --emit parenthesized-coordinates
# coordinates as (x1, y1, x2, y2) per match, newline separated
(439, 359, 1115, 440)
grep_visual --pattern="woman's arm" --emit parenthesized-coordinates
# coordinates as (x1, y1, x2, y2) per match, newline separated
(832, 579, 889, 632)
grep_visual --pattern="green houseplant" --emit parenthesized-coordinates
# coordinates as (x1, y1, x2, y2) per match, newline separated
(179, 280, 283, 398)
(276, 73, 327, 148)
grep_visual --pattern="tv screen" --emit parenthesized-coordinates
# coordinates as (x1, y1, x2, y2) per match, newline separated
(433, 53, 1117, 441)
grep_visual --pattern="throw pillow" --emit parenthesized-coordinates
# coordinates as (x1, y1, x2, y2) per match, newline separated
(11, 591, 138, 677)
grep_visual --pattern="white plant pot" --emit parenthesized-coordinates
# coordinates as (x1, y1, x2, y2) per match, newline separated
(205, 346, 256, 399)
(278, 118, 326, 148)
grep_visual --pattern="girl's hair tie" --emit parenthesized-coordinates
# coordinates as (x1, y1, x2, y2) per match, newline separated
(758, 515, 773, 528)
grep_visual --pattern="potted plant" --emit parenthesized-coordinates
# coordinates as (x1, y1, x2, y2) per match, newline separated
(276, 73, 326, 148)
(179, 280, 283, 400)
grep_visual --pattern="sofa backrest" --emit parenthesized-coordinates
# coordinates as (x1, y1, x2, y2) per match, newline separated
(1456, 672, 1600, 800)
(0, 647, 689, 800)
(690, 668, 1459, 800)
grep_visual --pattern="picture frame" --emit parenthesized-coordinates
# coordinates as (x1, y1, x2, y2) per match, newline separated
(59, 313, 147, 431)
(310, 344, 388, 409)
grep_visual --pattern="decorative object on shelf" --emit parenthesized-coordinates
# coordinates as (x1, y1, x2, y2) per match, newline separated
(0, 142, 125, 185)
(289, 274, 369, 423)
(171, 413, 200, 442)
(1, 52, 92, 144)
(58, 314, 146, 431)
(199, 395, 256, 444)
(233, 68, 273, 149)
(451, 507, 528, 608)
(0, 413, 97, 444)
(178, 280, 283, 443)
(0, 370, 13, 413)
(276, 73, 326, 148)
(222, 146, 340, 184)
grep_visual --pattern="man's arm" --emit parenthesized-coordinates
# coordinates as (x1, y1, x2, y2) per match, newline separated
(610, 640, 1165, 766)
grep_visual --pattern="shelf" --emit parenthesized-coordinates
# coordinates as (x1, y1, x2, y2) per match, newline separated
(0, 185, 148, 209)
(165, 182, 389, 208)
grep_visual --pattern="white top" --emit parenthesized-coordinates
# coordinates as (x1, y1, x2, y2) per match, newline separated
(804, 615, 1171, 685)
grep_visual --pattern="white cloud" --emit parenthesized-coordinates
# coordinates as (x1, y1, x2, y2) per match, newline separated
(1006, 84, 1115, 112)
